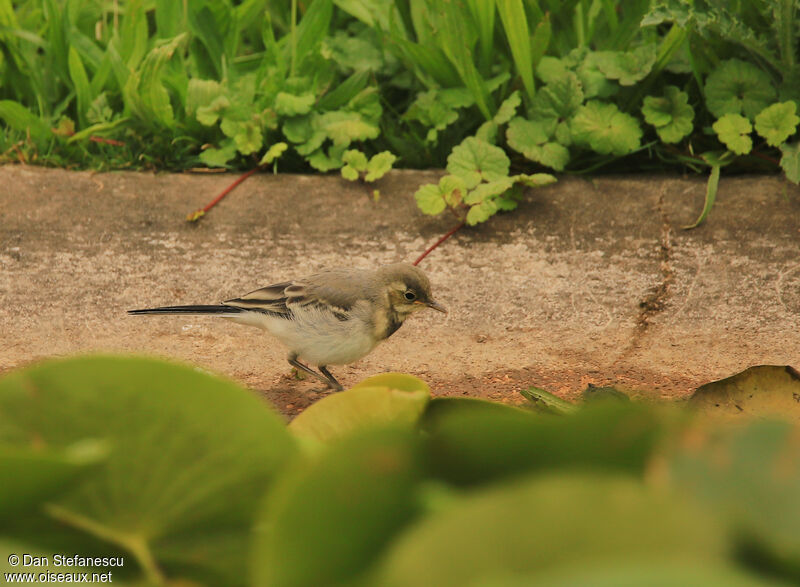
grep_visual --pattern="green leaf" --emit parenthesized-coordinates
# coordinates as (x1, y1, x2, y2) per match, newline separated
(307, 145, 345, 171)
(712, 114, 752, 155)
(341, 149, 368, 181)
(0, 356, 295, 584)
(496, 0, 536, 101)
(683, 164, 720, 230)
(199, 140, 238, 167)
(465, 198, 498, 225)
(0, 100, 51, 143)
(414, 175, 467, 216)
(274, 92, 316, 116)
(593, 44, 657, 86)
(0, 441, 107, 520)
(259, 142, 288, 166)
(570, 101, 642, 156)
(374, 474, 726, 586)
(780, 142, 800, 183)
(365, 151, 397, 182)
(641, 86, 694, 144)
(319, 111, 380, 145)
(322, 30, 384, 73)
(232, 119, 263, 155)
(506, 118, 570, 171)
(531, 72, 583, 124)
(288, 373, 430, 448)
(755, 102, 800, 147)
(195, 95, 230, 126)
(704, 59, 777, 120)
(253, 428, 423, 587)
(463, 178, 515, 205)
(447, 137, 510, 189)
(67, 47, 91, 128)
(494, 91, 521, 125)
(404, 89, 462, 143)
(536, 56, 569, 84)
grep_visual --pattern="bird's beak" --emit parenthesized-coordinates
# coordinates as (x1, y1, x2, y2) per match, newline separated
(421, 299, 447, 314)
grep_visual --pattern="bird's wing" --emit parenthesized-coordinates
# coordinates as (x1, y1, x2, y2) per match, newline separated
(225, 272, 361, 321)
(223, 281, 295, 316)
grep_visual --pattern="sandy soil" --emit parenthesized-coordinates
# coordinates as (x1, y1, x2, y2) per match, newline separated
(2, 165, 799, 417)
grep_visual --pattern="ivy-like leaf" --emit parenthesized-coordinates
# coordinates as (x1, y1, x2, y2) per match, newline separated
(259, 142, 288, 165)
(712, 113, 753, 155)
(404, 90, 461, 144)
(494, 91, 522, 125)
(274, 92, 316, 117)
(593, 44, 657, 86)
(530, 72, 583, 147)
(570, 101, 642, 156)
(414, 175, 466, 215)
(536, 56, 569, 84)
(196, 95, 230, 126)
(199, 140, 238, 167)
(704, 59, 776, 120)
(341, 149, 368, 181)
(232, 120, 263, 155)
(446, 137, 510, 189)
(365, 151, 397, 182)
(641, 86, 694, 144)
(465, 199, 498, 225)
(578, 51, 618, 99)
(780, 142, 800, 183)
(754, 102, 800, 147)
(319, 111, 380, 145)
(506, 117, 570, 171)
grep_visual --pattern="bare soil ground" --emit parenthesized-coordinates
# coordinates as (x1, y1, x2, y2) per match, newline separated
(2, 165, 799, 418)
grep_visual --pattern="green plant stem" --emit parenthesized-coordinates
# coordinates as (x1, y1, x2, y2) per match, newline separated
(44, 503, 166, 585)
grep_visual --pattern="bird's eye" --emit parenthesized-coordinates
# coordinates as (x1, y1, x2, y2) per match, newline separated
(404, 291, 416, 301)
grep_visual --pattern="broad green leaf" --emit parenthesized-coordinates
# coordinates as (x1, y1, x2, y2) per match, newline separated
(232, 120, 263, 155)
(780, 142, 800, 183)
(0, 441, 107, 520)
(712, 113, 752, 155)
(200, 140, 237, 167)
(507, 117, 570, 171)
(668, 418, 800, 578)
(253, 428, 423, 587)
(513, 173, 557, 188)
(578, 51, 619, 99)
(365, 151, 397, 182)
(570, 101, 642, 156)
(704, 59, 776, 120)
(425, 402, 665, 487)
(0, 356, 295, 585)
(259, 142, 288, 165)
(341, 149, 368, 181)
(273, 92, 316, 117)
(536, 56, 569, 84)
(307, 145, 345, 171)
(374, 474, 726, 586)
(322, 30, 384, 73)
(404, 89, 463, 143)
(196, 96, 230, 126)
(447, 137, 510, 189)
(689, 365, 800, 421)
(530, 72, 583, 128)
(593, 44, 657, 86)
(414, 175, 466, 215)
(288, 373, 430, 447)
(754, 102, 800, 147)
(463, 178, 515, 205)
(641, 86, 694, 144)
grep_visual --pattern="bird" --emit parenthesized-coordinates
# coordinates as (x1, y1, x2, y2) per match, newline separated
(128, 263, 446, 391)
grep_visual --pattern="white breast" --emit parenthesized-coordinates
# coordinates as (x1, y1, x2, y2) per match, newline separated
(226, 302, 379, 366)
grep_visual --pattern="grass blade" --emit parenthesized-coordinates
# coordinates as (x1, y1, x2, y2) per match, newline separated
(0, 99, 51, 143)
(496, 0, 536, 102)
(68, 47, 91, 128)
(683, 163, 720, 230)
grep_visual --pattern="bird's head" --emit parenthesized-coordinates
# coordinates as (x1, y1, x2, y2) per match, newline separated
(378, 263, 447, 317)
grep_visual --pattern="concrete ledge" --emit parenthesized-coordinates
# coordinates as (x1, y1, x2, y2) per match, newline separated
(2, 165, 799, 416)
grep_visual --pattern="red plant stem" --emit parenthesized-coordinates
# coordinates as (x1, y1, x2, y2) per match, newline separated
(413, 221, 465, 266)
(89, 136, 126, 146)
(187, 166, 262, 222)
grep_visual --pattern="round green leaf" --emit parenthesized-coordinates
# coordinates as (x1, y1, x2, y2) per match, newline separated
(0, 355, 295, 585)
(593, 44, 657, 86)
(253, 428, 423, 587)
(755, 102, 800, 147)
(712, 113, 753, 155)
(374, 474, 727, 586)
(273, 92, 316, 116)
(781, 142, 800, 183)
(641, 86, 694, 144)
(704, 59, 776, 120)
(446, 137, 510, 189)
(288, 374, 430, 446)
(570, 101, 642, 155)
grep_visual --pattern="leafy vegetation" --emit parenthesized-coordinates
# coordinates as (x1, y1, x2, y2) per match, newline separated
(1, 0, 799, 225)
(1, 356, 800, 585)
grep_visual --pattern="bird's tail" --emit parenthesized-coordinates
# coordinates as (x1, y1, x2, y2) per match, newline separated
(128, 305, 244, 316)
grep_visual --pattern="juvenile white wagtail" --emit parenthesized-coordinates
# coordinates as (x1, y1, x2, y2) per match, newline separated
(128, 263, 446, 390)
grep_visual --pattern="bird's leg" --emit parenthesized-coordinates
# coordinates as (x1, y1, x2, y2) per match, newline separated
(319, 365, 344, 392)
(287, 354, 342, 391)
